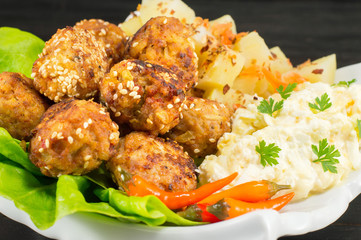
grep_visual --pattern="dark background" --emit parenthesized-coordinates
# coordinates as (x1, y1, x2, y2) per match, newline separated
(1, 0, 361, 239)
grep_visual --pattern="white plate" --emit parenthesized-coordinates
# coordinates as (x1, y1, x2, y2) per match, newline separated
(1, 63, 361, 240)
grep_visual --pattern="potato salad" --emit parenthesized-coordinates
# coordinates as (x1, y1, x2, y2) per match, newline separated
(199, 81, 361, 201)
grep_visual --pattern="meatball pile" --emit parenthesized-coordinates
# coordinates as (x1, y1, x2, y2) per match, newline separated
(2, 16, 232, 193)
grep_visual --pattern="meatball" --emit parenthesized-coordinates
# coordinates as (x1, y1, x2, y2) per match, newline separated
(107, 131, 197, 192)
(29, 99, 119, 177)
(0, 72, 49, 140)
(32, 26, 108, 102)
(166, 97, 232, 158)
(99, 59, 185, 135)
(124, 16, 198, 90)
(74, 19, 127, 67)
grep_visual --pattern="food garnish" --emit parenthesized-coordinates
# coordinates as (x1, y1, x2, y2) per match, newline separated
(257, 98, 284, 117)
(124, 172, 238, 210)
(308, 93, 332, 112)
(357, 119, 361, 139)
(198, 180, 290, 205)
(333, 78, 356, 87)
(276, 82, 297, 100)
(312, 138, 341, 173)
(255, 140, 281, 167)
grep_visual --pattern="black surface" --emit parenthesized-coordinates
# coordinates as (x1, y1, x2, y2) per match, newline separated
(1, 0, 361, 239)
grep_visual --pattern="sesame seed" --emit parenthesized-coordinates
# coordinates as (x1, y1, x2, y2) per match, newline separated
(38, 136, 42, 141)
(174, 97, 180, 103)
(129, 91, 137, 97)
(119, 89, 128, 95)
(57, 132, 64, 139)
(113, 71, 118, 77)
(84, 122, 89, 129)
(209, 138, 216, 143)
(115, 112, 121, 117)
(163, 18, 168, 24)
(112, 122, 118, 129)
(132, 42, 139, 47)
(213, 105, 219, 110)
(68, 136, 74, 144)
(105, 44, 111, 48)
(117, 166, 122, 172)
(146, 63, 152, 68)
(134, 95, 141, 99)
(76, 128, 82, 135)
(127, 65, 134, 70)
(109, 132, 118, 140)
(183, 104, 188, 110)
(189, 103, 195, 109)
(78, 133, 84, 139)
(180, 112, 183, 119)
(118, 83, 123, 90)
(147, 118, 153, 124)
(45, 139, 50, 148)
(84, 161, 89, 168)
(31, 72, 36, 78)
(167, 104, 173, 109)
(110, 106, 117, 112)
(39, 148, 44, 153)
(84, 155, 92, 161)
(194, 149, 200, 153)
(113, 94, 118, 100)
(51, 132, 57, 139)
(99, 110, 106, 115)
(133, 86, 140, 91)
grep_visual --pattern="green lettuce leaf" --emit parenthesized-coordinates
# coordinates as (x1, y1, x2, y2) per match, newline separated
(0, 128, 42, 175)
(95, 188, 203, 226)
(0, 27, 44, 77)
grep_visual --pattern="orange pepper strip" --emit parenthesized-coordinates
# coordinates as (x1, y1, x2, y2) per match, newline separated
(207, 192, 295, 220)
(126, 172, 238, 210)
(199, 180, 290, 205)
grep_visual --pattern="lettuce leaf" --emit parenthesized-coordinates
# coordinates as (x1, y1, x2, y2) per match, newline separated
(0, 127, 201, 230)
(0, 27, 44, 77)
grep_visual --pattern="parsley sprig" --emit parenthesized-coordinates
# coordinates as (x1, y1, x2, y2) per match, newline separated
(257, 98, 284, 117)
(333, 78, 356, 88)
(357, 119, 361, 139)
(276, 83, 297, 100)
(308, 93, 332, 112)
(312, 138, 340, 173)
(256, 140, 281, 167)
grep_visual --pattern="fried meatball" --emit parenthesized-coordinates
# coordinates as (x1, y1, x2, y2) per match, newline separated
(125, 16, 198, 89)
(0, 72, 49, 140)
(32, 26, 108, 102)
(107, 131, 197, 192)
(74, 19, 127, 67)
(29, 99, 119, 177)
(99, 59, 185, 135)
(166, 97, 232, 158)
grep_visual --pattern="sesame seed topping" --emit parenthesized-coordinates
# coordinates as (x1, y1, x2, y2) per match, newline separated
(194, 149, 200, 154)
(51, 132, 57, 139)
(167, 104, 173, 109)
(118, 83, 123, 90)
(132, 42, 139, 47)
(133, 86, 140, 91)
(209, 138, 216, 143)
(110, 106, 117, 112)
(99, 110, 106, 115)
(174, 97, 180, 103)
(83, 122, 89, 129)
(39, 148, 44, 153)
(115, 112, 121, 117)
(147, 118, 154, 124)
(38, 136, 42, 141)
(45, 139, 50, 148)
(213, 105, 219, 110)
(76, 128, 82, 135)
(113, 93, 118, 100)
(180, 112, 183, 119)
(113, 71, 118, 77)
(163, 19, 168, 24)
(57, 132, 64, 139)
(31, 72, 36, 78)
(84, 155, 92, 161)
(68, 136, 74, 144)
(189, 103, 195, 109)
(109, 132, 118, 140)
(134, 95, 141, 99)
(88, 119, 92, 124)
(129, 91, 137, 97)
(119, 89, 128, 95)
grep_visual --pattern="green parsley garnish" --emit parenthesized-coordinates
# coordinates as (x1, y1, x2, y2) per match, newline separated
(257, 98, 284, 117)
(357, 119, 361, 139)
(256, 140, 281, 167)
(333, 78, 356, 88)
(276, 83, 297, 100)
(308, 93, 332, 112)
(312, 138, 340, 173)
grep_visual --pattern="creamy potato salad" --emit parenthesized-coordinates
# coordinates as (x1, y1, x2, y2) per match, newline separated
(199, 82, 361, 201)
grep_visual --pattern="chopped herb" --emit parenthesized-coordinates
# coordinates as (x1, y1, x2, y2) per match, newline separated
(333, 79, 356, 88)
(257, 98, 284, 117)
(312, 138, 340, 173)
(276, 83, 297, 100)
(256, 140, 281, 167)
(308, 93, 332, 112)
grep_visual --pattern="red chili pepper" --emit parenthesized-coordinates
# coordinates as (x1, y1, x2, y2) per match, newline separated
(177, 203, 220, 223)
(126, 172, 238, 210)
(199, 180, 290, 205)
(207, 192, 295, 220)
